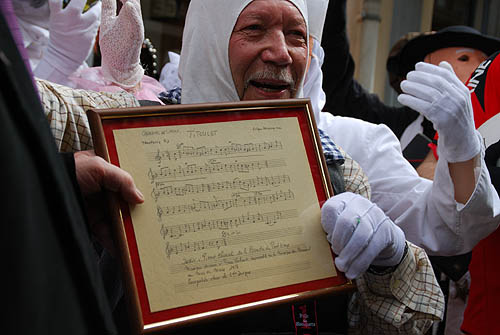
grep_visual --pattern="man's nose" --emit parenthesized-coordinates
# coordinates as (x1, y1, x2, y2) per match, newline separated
(260, 32, 293, 66)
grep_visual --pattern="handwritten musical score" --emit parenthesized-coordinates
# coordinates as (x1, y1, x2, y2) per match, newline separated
(112, 117, 336, 313)
(160, 209, 298, 239)
(156, 189, 294, 217)
(164, 226, 303, 258)
(147, 159, 287, 181)
(151, 174, 291, 200)
(147, 140, 284, 163)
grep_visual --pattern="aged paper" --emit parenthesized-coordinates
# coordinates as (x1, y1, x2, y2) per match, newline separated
(113, 116, 336, 313)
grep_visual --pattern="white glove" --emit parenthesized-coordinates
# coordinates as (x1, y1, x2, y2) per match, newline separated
(100, 0, 144, 88)
(34, 0, 101, 85)
(398, 61, 481, 163)
(321, 192, 406, 280)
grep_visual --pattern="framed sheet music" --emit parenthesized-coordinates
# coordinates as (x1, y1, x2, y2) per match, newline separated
(87, 98, 354, 333)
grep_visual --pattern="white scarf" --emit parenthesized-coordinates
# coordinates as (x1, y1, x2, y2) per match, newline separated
(306, 0, 328, 43)
(303, 39, 326, 122)
(179, 0, 308, 104)
(303, 0, 329, 121)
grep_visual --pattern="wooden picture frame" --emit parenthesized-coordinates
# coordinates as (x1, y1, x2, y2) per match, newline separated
(87, 98, 354, 333)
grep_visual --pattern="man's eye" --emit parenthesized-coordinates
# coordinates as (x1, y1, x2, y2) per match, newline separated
(244, 24, 262, 31)
(288, 30, 306, 41)
(289, 30, 306, 39)
(458, 55, 470, 62)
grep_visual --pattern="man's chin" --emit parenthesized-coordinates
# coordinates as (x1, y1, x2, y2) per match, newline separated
(242, 86, 293, 101)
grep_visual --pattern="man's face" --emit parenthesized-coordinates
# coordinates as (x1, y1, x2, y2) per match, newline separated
(424, 47, 488, 84)
(229, 0, 308, 101)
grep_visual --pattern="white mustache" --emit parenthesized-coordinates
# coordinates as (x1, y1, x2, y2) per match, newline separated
(245, 68, 296, 90)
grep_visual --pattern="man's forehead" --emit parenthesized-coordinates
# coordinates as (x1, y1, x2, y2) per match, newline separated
(237, 0, 306, 26)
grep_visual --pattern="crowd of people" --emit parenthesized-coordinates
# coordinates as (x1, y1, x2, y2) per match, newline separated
(2, 0, 500, 334)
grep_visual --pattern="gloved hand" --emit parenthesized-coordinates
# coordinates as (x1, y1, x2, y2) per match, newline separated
(321, 192, 406, 280)
(100, 0, 144, 88)
(34, 0, 101, 85)
(398, 61, 481, 163)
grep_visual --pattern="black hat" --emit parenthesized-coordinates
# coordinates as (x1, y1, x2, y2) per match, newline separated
(387, 25, 500, 77)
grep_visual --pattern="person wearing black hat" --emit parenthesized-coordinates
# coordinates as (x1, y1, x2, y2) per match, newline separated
(386, 26, 500, 335)
(381, 26, 500, 335)
(391, 25, 500, 84)
(389, 26, 500, 166)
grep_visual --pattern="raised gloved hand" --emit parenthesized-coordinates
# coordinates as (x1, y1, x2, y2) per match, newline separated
(398, 61, 481, 163)
(321, 192, 406, 280)
(100, 0, 144, 88)
(34, 0, 101, 85)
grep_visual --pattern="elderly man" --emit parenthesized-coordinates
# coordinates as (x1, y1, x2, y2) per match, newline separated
(177, 0, 449, 333)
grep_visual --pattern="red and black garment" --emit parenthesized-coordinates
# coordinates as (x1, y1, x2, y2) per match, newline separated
(461, 50, 500, 335)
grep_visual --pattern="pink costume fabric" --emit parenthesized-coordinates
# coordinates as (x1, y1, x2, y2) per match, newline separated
(70, 67, 165, 103)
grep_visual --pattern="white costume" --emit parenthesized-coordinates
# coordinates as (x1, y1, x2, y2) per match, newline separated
(317, 113, 499, 255)
(304, 35, 500, 256)
(13, 0, 101, 87)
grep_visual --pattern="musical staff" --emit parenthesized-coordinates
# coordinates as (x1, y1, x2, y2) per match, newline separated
(147, 140, 283, 162)
(147, 159, 287, 181)
(164, 226, 303, 258)
(156, 190, 295, 218)
(160, 209, 298, 239)
(151, 174, 291, 200)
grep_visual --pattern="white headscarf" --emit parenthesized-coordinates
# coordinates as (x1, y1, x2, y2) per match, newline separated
(303, 39, 326, 121)
(179, 0, 308, 104)
(306, 0, 328, 43)
(303, 0, 329, 121)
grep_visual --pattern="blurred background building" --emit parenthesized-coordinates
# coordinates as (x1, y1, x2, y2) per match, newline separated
(344, 0, 500, 107)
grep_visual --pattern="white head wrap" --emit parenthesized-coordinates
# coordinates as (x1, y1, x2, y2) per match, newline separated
(179, 0, 308, 104)
(159, 51, 181, 91)
(303, 0, 328, 121)
(303, 39, 326, 121)
(306, 0, 328, 42)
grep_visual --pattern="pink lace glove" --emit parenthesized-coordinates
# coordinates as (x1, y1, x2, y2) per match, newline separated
(99, 0, 144, 88)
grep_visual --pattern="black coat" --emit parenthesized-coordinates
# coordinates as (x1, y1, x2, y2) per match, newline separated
(1, 12, 116, 335)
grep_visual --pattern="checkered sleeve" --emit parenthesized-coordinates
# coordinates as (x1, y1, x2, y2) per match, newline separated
(36, 78, 140, 152)
(337, 145, 371, 200)
(347, 242, 445, 334)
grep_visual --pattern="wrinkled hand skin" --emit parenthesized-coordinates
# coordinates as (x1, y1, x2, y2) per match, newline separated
(74, 150, 144, 254)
